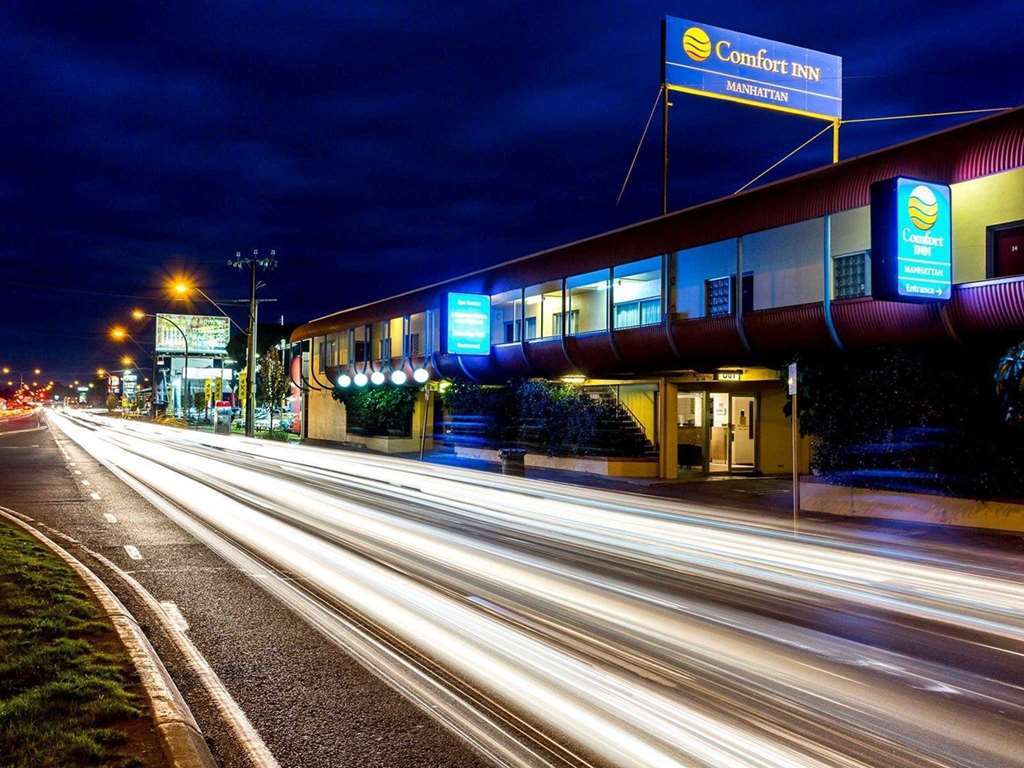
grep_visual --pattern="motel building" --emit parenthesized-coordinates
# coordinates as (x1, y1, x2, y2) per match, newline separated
(290, 108, 1024, 480)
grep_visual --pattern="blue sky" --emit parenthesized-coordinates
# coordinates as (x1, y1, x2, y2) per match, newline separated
(0, 1, 1021, 379)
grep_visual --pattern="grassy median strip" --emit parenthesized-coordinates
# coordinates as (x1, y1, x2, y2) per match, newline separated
(0, 522, 159, 767)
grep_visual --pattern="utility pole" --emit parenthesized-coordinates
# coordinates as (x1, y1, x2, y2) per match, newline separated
(229, 249, 277, 437)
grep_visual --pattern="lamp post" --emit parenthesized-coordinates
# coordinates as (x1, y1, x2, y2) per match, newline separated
(127, 312, 189, 419)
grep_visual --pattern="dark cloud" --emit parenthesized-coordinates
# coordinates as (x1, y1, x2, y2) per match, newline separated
(0, 0, 1021, 379)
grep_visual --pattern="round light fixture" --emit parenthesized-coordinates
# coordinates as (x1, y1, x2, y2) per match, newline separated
(412, 368, 430, 384)
(353, 372, 369, 387)
(337, 374, 351, 388)
(390, 370, 407, 385)
(370, 370, 386, 385)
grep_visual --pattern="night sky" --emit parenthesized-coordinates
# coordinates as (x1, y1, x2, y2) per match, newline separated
(1, 1, 1021, 382)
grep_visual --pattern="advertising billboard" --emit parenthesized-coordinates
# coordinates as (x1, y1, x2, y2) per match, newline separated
(664, 16, 842, 121)
(870, 177, 952, 302)
(155, 314, 230, 355)
(445, 293, 491, 356)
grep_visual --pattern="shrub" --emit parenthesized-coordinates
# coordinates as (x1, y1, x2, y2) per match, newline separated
(795, 345, 1024, 497)
(333, 384, 418, 437)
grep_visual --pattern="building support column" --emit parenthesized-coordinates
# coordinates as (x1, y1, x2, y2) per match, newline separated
(657, 377, 679, 480)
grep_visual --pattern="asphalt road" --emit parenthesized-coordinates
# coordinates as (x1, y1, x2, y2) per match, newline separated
(0, 411, 489, 768)
(6, 408, 1024, 767)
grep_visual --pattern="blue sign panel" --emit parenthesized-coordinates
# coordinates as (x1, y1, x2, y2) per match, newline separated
(870, 177, 953, 302)
(664, 16, 842, 120)
(445, 293, 491, 356)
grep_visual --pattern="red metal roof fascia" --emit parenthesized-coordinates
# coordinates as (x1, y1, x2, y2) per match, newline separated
(292, 108, 1024, 342)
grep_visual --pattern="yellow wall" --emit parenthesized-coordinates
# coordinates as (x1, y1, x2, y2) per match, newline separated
(952, 167, 1024, 283)
(759, 387, 810, 474)
(618, 385, 657, 443)
(307, 385, 346, 440)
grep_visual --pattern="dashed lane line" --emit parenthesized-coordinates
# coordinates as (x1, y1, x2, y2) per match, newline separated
(90, 491, 102, 500)
(160, 601, 190, 632)
(124, 544, 143, 560)
(103, 513, 118, 523)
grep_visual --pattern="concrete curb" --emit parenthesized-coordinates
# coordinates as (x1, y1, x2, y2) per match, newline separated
(0, 506, 217, 768)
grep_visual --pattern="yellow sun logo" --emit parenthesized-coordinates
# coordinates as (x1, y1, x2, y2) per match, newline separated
(682, 27, 711, 62)
(907, 185, 939, 231)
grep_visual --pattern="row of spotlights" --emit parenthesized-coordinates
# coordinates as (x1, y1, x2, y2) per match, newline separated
(336, 368, 430, 388)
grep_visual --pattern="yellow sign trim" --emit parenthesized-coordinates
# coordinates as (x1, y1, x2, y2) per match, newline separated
(666, 83, 837, 123)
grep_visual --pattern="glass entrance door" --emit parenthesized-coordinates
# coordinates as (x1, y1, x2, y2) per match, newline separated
(729, 394, 757, 472)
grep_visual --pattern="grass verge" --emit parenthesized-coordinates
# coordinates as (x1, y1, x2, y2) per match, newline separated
(0, 522, 163, 768)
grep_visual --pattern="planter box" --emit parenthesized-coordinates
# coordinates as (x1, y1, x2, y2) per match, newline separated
(344, 433, 420, 454)
(801, 479, 1024, 533)
(455, 446, 658, 478)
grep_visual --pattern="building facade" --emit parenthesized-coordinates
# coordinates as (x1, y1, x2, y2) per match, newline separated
(291, 108, 1024, 478)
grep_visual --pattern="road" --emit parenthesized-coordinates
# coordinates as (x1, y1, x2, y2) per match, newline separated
(16, 409, 1024, 767)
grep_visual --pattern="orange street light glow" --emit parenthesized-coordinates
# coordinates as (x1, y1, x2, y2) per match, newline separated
(110, 326, 127, 341)
(132, 308, 146, 320)
(121, 356, 133, 366)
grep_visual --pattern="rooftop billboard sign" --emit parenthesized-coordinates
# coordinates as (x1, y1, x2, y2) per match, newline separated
(155, 314, 230, 356)
(870, 177, 952, 302)
(663, 16, 842, 121)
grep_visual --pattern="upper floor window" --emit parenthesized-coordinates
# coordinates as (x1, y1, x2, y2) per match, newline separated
(705, 273, 752, 317)
(491, 289, 523, 345)
(613, 256, 662, 329)
(566, 269, 609, 334)
(524, 280, 562, 340)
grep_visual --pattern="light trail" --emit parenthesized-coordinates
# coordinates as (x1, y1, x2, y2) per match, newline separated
(50, 410, 1024, 768)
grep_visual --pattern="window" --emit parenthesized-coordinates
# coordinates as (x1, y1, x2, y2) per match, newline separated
(613, 257, 662, 328)
(551, 310, 580, 336)
(705, 273, 753, 316)
(523, 316, 537, 340)
(408, 312, 425, 356)
(614, 298, 662, 328)
(833, 251, 870, 299)
(566, 269, 609, 334)
(524, 280, 563, 339)
(317, 339, 326, 374)
(491, 290, 523, 344)
(388, 317, 404, 358)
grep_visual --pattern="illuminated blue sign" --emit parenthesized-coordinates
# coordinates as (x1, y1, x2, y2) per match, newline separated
(445, 293, 491, 356)
(663, 16, 842, 121)
(870, 177, 952, 302)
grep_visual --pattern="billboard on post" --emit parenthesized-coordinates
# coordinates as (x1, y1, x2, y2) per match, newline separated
(663, 16, 842, 121)
(155, 314, 230, 355)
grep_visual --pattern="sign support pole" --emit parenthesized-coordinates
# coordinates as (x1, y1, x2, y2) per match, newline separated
(788, 362, 799, 533)
(660, 18, 669, 216)
(832, 119, 840, 164)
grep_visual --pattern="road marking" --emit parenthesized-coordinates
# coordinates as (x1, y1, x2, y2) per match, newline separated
(81, 480, 90, 486)
(103, 513, 118, 523)
(74, 469, 82, 475)
(123, 544, 142, 560)
(160, 601, 190, 632)
(89, 491, 102, 500)
(68, 462, 76, 466)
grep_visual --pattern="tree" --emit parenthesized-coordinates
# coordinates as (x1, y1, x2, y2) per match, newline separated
(259, 349, 290, 433)
(105, 393, 118, 412)
(996, 340, 1024, 426)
